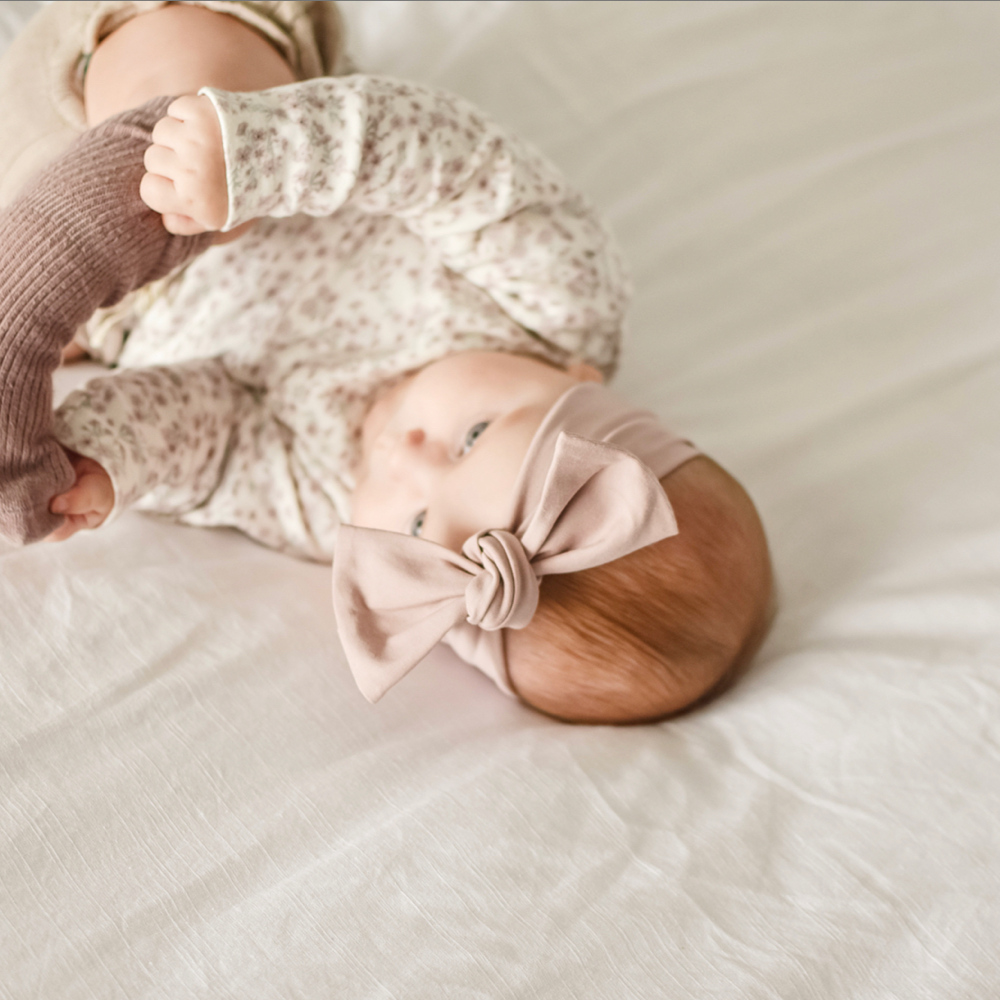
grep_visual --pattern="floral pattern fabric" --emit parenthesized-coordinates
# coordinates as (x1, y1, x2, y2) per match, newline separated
(54, 75, 630, 560)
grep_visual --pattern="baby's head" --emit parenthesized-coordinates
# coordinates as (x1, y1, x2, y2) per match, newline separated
(344, 351, 773, 724)
(502, 456, 773, 723)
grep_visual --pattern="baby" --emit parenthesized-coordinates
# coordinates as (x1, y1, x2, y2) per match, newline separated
(0, 2, 773, 723)
(340, 349, 774, 724)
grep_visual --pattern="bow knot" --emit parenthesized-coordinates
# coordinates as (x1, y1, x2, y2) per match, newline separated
(463, 530, 540, 630)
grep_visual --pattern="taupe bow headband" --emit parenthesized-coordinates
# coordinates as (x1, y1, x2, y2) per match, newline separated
(333, 383, 699, 702)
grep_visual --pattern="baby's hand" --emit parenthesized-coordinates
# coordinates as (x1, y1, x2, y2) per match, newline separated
(140, 94, 228, 235)
(46, 453, 115, 542)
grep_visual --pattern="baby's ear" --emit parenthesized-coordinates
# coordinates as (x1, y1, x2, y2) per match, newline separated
(566, 361, 604, 384)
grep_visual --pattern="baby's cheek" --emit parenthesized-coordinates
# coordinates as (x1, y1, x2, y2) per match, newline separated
(348, 478, 399, 533)
(421, 518, 472, 554)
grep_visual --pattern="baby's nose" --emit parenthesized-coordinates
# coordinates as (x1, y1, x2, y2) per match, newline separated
(393, 428, 447, 471)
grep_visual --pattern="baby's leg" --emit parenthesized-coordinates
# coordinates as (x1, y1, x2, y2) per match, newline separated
(0, 3, 300, 365)
(0, 98, 214, 545)
(83, 4, 296, 126)
(0, 1, 345, 208)
(84, 5, 298, 251)
(45, 8, 288, 364)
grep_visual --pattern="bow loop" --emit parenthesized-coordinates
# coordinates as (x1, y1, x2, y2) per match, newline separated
(463, 530, 539, 630)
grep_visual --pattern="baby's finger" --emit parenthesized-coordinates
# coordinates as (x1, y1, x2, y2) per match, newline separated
(162, 213, 209, 236)
(45, 498, 85, 540)
(45, 510, 106, 543)
(50, 484, 94, 518)
(143, 142, 184, 180)
(45, 518, 80, 543)
(52, 468, 109, 512)
(166, 94, 209, 123)
(50, 490, 80, 517)
(139, 170, 181, 216)
(150, 113, 188, 151)
(140, 172, 212, 233)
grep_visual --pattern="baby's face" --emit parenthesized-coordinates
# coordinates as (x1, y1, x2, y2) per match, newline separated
(351, 352, 600, 551)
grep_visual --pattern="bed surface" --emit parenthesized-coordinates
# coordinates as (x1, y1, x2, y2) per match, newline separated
(2, 2, 999, 997)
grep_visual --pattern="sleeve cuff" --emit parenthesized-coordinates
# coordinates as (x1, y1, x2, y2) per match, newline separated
(199, 87, 240, 232)
(52, 387, 142, 528)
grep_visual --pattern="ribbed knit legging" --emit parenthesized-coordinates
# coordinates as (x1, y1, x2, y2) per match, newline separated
(0, 97, 211, 544)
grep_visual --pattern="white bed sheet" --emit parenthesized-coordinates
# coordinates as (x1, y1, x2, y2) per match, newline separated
(2, 2, 999, 997)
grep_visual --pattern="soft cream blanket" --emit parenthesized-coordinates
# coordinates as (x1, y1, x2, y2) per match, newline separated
(2, 2, 998, 996)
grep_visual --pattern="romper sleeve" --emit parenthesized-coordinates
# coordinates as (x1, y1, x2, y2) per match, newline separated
(53, 359, 335, 560)
(200, 76, 629, 373)
(53, 359, 247, 525)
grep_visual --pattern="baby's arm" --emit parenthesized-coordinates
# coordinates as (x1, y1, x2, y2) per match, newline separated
(50, 359, 247, 531)
(141, 77, 629, 372)
(50, 358, 330, 560)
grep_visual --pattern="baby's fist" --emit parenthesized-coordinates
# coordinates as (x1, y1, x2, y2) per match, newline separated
(141, 95, 228, 235)
(46, 453, 115, 542)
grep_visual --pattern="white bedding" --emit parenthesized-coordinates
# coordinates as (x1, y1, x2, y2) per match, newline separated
(2, 2, 999, 996)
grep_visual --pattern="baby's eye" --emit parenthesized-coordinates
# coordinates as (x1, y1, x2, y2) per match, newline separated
(410, 511, 426, 537)
(462, 421, 489, 455)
